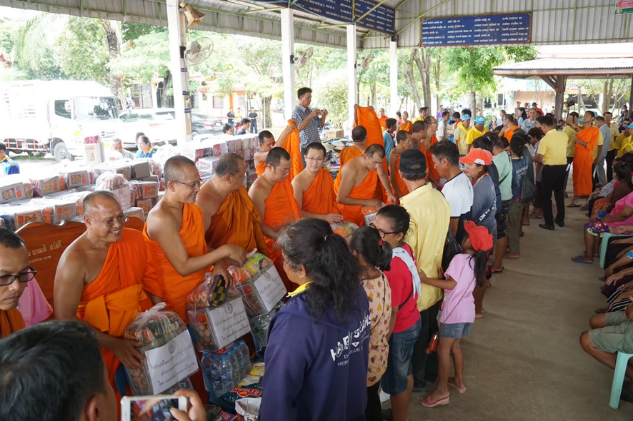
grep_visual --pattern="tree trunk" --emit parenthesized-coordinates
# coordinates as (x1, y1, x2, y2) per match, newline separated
(263, 96, 272, 129)
(100, 20, 122, 106)
(578, 86, 585, 113)
(371, 82, 377, 109)
(413, 48, 432, 108)
(469, 77, 476, 115)
(433, 58, 441, 112)
(404, 52, 422, 110)
(602, 79, 614, 114)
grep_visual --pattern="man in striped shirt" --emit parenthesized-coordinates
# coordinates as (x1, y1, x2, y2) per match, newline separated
(291, 87, 328, 150)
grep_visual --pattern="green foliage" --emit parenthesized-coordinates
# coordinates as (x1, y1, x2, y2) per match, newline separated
(111, 31, 171, 82)
(121, 22, 166, 43)
(55, 18, 109, 84)
(313, 70, 348, 128)
(12, 13, 66, 80)
(0, 21, 16, 53)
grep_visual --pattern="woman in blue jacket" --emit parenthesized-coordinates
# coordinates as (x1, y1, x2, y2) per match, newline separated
(259, 219, 371, 421)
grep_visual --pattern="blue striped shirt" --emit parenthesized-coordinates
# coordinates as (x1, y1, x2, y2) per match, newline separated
(292, 105, 321, 149)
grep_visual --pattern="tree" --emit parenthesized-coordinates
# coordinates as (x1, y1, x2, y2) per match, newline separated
(12, 13, 66, 80)
(314, 70, 347, 128)
(121, 22, 166, 43)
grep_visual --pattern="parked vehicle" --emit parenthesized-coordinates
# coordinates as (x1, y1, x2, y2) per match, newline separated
(117, 108, 179, 147)
(0, 80, 119, 162)
(192, 113, 223, 139)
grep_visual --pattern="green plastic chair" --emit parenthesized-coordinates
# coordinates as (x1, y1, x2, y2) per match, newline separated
(600, 233, 628, 269)
(610, 352, 633, 409)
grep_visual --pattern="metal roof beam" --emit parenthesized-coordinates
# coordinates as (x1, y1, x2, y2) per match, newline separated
(539, 76, 557, 90)
(395, 0, 450, 36)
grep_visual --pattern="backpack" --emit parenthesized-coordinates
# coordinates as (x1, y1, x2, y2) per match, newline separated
(519, 174, 536, 205)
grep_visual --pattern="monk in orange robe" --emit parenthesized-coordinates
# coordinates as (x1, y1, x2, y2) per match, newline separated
(197, 153, 269, 256)
(254, 120, 296, 177)
(389, 130, 413, 198)
(335, 144, 397, 226)
(501, 113, 518, 143)
(570, 112, 601, 205)
(54, 191, 161, 397)
(339, 125, 369, 170)
(356, 106, 391, 189)
(378, 108, 388, 130)
(425, 117, 441, 182)
(0, 229, 29, 339)
(399, 111, 412, 133)
(292, 142, 344, 224)
(249, 148, 302, 291)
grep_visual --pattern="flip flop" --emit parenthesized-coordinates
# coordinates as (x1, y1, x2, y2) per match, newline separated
(420, 395, 450, 408)
(448, 378, 467, 394)
(571, 256, 593, 264)
(567, 203, 581, 208)
(492, 267, 504, 274)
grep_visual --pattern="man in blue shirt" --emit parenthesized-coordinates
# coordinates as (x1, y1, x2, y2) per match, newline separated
(0, 143, 19, 175)
(383, 118, 397, 162)
(291, 87, 328, 150)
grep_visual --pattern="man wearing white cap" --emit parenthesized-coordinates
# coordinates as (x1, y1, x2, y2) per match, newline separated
(466, 116, 487, 152)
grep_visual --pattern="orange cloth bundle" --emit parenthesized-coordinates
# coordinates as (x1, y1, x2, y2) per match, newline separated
(400, 121, 413, 134)
(282, 120, 304, 181)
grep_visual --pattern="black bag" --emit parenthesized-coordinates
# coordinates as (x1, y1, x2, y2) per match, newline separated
(519, 175, 536, 205)
(442, 228, 462, 270)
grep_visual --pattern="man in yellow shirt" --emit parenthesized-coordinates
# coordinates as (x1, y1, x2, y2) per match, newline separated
(617, 124, 633, 158)
(563, 112, 580, 195)
(413, 106, 429, 123)
(454, 114, 471, 156)
(465, 116, 486, 152)
(398, 149, 450, 393)
(535, 115, 568, 230)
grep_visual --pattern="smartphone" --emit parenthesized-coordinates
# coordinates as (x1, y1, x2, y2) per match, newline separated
(121, 395, 187, 421)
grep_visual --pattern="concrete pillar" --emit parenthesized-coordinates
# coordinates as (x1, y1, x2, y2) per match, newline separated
(554, 76, 567, 121)
(166, 0, 191, 145)
(281, 9, 295, 120)
(347, 25, 357, 129)
(389, 39, 398, 116)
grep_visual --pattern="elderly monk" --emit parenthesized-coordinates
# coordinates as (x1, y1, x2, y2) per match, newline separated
(249, 148, 302, 291)
(0, 229, 30, 338)
(335, 144, 397, 226)
(197, 153, 269, 256)
(389, 130, 413, 199)
(399, 111, 412, 133)
(569, 111, 601, 207)
(54, 191, 161, 393)
(254, 120, 297, 177)
(339, 126, 368, 169)
(144, 156, 246, 322)
(292, 142, 344, 224)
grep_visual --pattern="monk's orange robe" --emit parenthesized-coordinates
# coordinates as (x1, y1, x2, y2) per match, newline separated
(400, 121, 413, 134)
(206, 186, 269, 257)
(425, 134, 440, 182)
(256, 161, 266, 177)
(504, 126, 518, 143)
(76, 229, 156, 391)
(143, 203, 207, 323)
(573, 127, 600, 197)
(393, 154, 409, 197)
(303, 168, 341, 215)
(339, 145, 364, 169)
(357, 107, 390, 203)
(263, 179, 302, 291)
(334, 158, 380, 227)
(379, 115, 388, 130)
(0, 308, 25, 339)
(282, 121, 303, 181)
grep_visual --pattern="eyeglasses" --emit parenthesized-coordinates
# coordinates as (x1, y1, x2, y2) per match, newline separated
(0, 266, 36, 287)
(173, 180, 201, 190)
(369, 223, 398, 238)
(90, 214, 128, 228)
(306, 157, 324, 162)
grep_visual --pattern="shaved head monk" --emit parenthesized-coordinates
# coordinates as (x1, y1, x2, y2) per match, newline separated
(570, 111, 601, 206)
(196, 153, 269, 256)
(292, 142, 344, 224)
(144, 156, 247, 322)
(248, 147, 302, 291)
(389, 130, 413, 199)
(254, 120, 297, 177)
(424, 116, 440, 183)
(54, 191, 162, 395)
(339, 126, 368, 169)
(0, 229, 30, 338)
(334, 144, 397, 226)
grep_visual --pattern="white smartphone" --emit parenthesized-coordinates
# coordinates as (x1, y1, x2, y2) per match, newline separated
(121, 395, 188, 421)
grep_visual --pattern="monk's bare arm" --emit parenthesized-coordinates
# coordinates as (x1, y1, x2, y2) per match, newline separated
(254, 151, 267, 168)
(147, 210, 245, 277)
(195, 189, 214, 232)
(377, 165, 397, 203)
(275, 120, 297, 149)
(337, 165, 381, 207)
(54, 247, 145, 368)
(389, 153, 403, 198)
(249, 182, 279, 239)
(291, 177, 304, 210)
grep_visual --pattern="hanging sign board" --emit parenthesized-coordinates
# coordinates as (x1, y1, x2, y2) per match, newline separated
(615, 1, 633, 14)
(421, 13, 531, 47)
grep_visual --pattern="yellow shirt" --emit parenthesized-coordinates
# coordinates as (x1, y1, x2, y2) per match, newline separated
(465, 126, 485, 146)
(609, 123, 619, 151)
(401, 184, 450, 311)
(413, 117, 424, 123)
(537, 129, 568, 166)
(615, 133, 628, 151)
(618, 136, 633, 158)
(593, 131, 604, 160)
(563, 125, 576, 158)
(454, 122, 470, 156)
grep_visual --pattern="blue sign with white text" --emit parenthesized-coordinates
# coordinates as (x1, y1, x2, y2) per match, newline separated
(422, 13, 531, 46)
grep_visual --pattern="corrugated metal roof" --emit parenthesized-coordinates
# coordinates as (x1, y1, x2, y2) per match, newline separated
(493, 57, 633, 78)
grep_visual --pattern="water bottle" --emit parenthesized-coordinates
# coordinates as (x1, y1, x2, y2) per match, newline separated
(200, 352, 213, 393)
(231, 345, 245, 379)
(238, 340, 252, 375)
(226, 350, 240, 385)
(210, 355, 224, 396)
(220, 356, 233, 393)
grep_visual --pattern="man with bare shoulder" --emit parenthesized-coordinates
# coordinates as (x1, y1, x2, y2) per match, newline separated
(54, 191, 162, 394)
(253, 120, 297, 176)
(196, 153, 269, 256)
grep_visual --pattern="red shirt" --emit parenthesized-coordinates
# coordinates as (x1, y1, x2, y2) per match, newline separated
(384, 244, 420, 333)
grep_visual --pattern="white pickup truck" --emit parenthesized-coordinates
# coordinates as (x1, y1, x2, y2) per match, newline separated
(0, 80, 120, 162)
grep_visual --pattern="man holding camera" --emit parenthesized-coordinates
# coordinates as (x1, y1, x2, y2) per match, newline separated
(292, 87, 328, 150)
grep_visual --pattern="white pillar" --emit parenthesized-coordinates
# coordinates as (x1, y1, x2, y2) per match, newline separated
(281, 9, 295, 120)
(166, 0, 191, 146)
(347, 25, 357, 129)
(389, 39, 398, 117)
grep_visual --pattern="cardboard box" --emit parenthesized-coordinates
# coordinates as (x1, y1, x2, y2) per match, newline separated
(61, 170, 89, 188)
(182, 144, 206, 163)
(226, 138, 236, 153)
(30, 175, 60, 197)
(196, 156, 220, 173)
(243, 148, 251, 161)
(131, 161, 152, 179)
(125, 207, 145, 221)
(136, 198, 155, 215)
(130, 181, 158, 200)
(0, 183, 24, 204)
(325, 129, 344, 140)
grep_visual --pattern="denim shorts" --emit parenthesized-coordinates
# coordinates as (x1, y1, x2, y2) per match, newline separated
(439, 322, 472, 339)
(381, 317, 421, 395)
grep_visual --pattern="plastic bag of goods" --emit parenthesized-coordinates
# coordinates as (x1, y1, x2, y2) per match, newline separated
(228, 252, 287, 318)
(123, 303, 198, 395)
(28, 198, 77, 224)
(330, 221, 359, 238)
(95, 173, 132, 210)
(235, 398, 262, 421)
(0, 205, 43, 231)
(30, 173, 61, 197)
(186, 277, 251, 353)
(130, 180, 158, 200)
(362, 203, 385, 227)
(131, 159, 153, 179)
(124, 206, 145, 222)
(249, 301, 284, 352)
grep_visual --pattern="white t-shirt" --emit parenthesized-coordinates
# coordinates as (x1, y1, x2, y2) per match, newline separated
(442, 172, 474, 218)
(437, 120, 447, 140)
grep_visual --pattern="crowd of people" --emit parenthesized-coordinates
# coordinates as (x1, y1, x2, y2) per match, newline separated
(2, 86, 633, 421)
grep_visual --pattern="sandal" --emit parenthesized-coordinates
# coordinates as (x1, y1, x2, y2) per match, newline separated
(571, 255, 593, 264)
(492, 267, 504, 274)
(567, 203, 581, 208)
(420, 395, 450, 408)
(448, 378, 467, 394)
